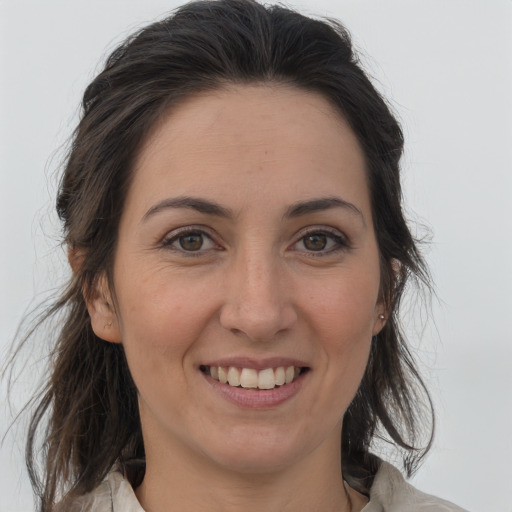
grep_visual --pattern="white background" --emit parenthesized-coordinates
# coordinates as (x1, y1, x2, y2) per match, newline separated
(1, 1, 511, 511)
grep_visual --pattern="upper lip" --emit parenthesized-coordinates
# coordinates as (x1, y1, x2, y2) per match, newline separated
(201, 356, 310, 371)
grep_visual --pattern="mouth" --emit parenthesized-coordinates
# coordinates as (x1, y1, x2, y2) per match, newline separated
(199, 365, 309, 390)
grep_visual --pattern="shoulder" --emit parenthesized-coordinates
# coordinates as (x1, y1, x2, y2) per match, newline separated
(363, 462, 468, 512)
(57, 471, 144, 512)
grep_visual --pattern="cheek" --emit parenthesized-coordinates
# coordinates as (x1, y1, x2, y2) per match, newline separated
(305, 270, 380, 341)
(113, 267, 217, 371)
(303, 270, 378, 394)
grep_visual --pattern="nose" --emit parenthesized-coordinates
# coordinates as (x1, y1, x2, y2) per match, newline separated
(219, 250, 297, 342)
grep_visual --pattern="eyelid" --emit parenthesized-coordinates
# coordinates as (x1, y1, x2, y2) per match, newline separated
(290, 225, 351, 254)
(159, 224, 349, 255)
(160, 225, 221, 252)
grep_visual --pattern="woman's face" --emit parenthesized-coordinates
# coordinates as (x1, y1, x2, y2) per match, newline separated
(92, 84, 385, 474)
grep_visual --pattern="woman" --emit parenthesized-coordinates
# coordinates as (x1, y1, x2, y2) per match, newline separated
(16, 0, 468, 510)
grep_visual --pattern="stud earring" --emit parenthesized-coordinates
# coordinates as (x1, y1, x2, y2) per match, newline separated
(378, 314, 385, 320)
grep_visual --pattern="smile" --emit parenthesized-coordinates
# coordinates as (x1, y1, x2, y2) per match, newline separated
(200, 365, 307, 390)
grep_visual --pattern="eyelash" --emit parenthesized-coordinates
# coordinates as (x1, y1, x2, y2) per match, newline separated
(161, 226, 219, 256)
(291, 228, 350, 256)
(160, 226, 350, 256)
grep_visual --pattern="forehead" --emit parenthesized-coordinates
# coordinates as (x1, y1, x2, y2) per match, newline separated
(128, 84, 370, 219)
(137, 84, 357, 159)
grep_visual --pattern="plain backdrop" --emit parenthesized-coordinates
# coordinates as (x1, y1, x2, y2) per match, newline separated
(1, 1, 511, 511)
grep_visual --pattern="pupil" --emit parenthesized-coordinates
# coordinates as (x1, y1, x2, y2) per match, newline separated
(304, 234, 326, 251)
(179, 233, 203, 251)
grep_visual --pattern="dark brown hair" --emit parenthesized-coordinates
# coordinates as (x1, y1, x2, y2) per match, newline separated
(17, 0, 433, 509)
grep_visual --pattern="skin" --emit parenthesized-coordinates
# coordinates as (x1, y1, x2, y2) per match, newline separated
(87, 84, 385, 512)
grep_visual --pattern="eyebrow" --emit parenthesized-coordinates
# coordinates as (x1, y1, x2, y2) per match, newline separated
(284, 197, 365, 224)
(142, 195, 364, 224)
(142, 196, 233, 222)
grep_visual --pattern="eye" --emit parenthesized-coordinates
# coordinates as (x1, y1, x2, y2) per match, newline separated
(302, 233, 330, 251)
(163, 229, 216, 253)
(293, 229, 349, 254)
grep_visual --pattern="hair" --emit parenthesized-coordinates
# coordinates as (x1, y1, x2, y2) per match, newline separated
(15, 0, 434, 509)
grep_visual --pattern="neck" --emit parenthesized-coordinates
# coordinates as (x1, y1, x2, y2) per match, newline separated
(135, 430, 356, 512)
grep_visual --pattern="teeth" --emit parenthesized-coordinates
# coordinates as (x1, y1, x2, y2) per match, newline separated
(257, 368, 275, 389)
(240, 368, 258, 388)
(218, 366, 228, 384)
(285, 366, 295, 384)
(227, 367, 240, 387)
(206, 365, 304, 389)
(274, 367, 285, 386)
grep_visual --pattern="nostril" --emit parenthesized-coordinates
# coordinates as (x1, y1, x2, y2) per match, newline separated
(219, 295, 298, 343)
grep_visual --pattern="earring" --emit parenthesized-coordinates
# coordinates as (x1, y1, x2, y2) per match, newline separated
(378, 314, 385, 320)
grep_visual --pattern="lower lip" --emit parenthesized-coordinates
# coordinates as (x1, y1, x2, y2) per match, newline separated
(202, 371, 306, 409)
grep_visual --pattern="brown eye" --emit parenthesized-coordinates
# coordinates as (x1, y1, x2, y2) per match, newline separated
(163, 228, 216, 254)
(303, 233, 327, 251)
(292, 229, 348, 255)
(179, 233, 204, 251)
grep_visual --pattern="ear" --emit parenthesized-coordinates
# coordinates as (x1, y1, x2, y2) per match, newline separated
(86, 273, 122, 343)
(372, 258, 399, 336)
(68, 246, 122, 344)
(372, 302, 388, 336)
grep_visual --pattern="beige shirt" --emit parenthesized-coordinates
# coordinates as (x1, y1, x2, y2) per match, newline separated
(67, 462, 468, 512)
